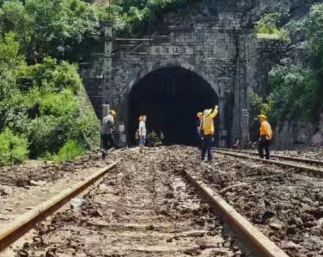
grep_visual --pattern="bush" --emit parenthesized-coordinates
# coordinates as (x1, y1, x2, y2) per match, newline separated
(51, 140, 85, 163)
(39, 90, 79, 117)
(21, 58, 82, 94)
(0, 129, 29, 166)
(255, 12, 290, 42)
(26, 116, 63, 158)
(268, 65, 320, 121)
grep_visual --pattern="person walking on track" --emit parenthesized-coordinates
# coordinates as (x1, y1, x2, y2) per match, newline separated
(139, 115, 147, 153)
(258, 114, 273, 160)
(201, 105, 218, 162)
(100, 109, 116, 161)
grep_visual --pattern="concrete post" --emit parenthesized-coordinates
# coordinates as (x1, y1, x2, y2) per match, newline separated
(103, 21, 113, 116)
(239, 35, 250, 148)
(102, 104, 110, 117)
(218, 96, 227, 147)
(241, 108, 250, 148)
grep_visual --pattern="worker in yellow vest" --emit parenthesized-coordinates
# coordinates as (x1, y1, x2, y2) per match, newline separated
(200, 105, 218, 162)
(258, 114, 273, 159)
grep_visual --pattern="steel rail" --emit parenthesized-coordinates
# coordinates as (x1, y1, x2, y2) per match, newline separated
(0, 160, 120, 253)
(215, 150, 323, 176)
(183, 169, 289, 257)
(230, 149, 323, 166)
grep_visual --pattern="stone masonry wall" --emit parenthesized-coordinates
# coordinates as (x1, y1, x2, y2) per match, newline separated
(81, 0, 289, 147)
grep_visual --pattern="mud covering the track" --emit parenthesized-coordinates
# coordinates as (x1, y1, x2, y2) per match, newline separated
(162, 146, 322, 257)
(0, 153, 102, 187)
(273, 147, 323, 160)
(8, 147, 245, 257)
(0, 152, 111, 226)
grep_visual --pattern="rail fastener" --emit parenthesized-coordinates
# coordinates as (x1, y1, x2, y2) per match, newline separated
(215, 150, 323, 176)
(0, 160, 120, 253)
(183, 169, 289, 257)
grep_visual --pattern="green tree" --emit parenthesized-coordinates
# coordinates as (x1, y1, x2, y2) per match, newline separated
(0, 0, 30, 49)
(308, 3, 323, 52)
(25, 0, 100, 59)
(0, 0, 100, 59)
(0, 33, 24, 129)
(268, 65, 320, 121)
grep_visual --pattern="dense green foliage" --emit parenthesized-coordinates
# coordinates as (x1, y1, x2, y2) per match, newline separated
(269, 66, 320, 122)
(0, 32, 99, 165)
(0, 129, 29, 166)
(0, 0, 103, 165)
(50, 140, 85, 163)
(308, 3, 323, 52)
(96, 0, 194, 36)
(0, 0, 100, 60)
(254, 12, 289, 42)
(0, 0, 195, 57)
(253, 4, 323, 125)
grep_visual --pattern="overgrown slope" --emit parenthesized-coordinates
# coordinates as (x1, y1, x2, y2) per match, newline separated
(0, 0, 101, 165)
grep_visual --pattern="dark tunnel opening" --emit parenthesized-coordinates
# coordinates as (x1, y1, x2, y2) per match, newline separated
(128, 67, 218, 146)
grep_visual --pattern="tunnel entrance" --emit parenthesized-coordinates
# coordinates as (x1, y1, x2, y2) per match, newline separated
(128, 67, 218, 146)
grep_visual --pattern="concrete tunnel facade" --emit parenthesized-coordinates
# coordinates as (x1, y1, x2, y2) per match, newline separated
(81, 1, 287, 148)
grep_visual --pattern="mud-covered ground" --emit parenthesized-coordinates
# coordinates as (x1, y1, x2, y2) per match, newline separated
(272, 147, 323, 160)
(0, 152, 112, 226)
(3, 145, 323, 257)
(0, 153, 103, 187)
(6, 147, 244, 257)
(163, 146, 323, 257)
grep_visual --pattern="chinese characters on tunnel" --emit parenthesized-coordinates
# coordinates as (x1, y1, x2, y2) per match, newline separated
(150, 45, 230, 58)
(150, 46, 193, 55)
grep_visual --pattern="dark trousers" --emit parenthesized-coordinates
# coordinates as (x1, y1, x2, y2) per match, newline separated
(197, 134, 204, 150)
(258, 136, 271, 159)
(101, 134, 114, 159)
(202, 135, 213, 161)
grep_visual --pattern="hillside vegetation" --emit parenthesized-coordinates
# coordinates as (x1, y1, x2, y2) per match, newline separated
(0, 0, 101, 165)
(251, 5, 323, 128)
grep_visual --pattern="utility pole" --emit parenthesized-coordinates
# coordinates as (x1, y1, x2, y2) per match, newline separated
(103, 21, 113, 118)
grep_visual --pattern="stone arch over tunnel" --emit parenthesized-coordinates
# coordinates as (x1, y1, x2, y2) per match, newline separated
(127, 67, 219, 146)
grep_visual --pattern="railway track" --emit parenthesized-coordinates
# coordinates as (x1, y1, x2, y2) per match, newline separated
(0, 161, 120, 254)
(232, 149, 323, 166)
(0, 149, 289, 257)
(215, 149, 323, 177)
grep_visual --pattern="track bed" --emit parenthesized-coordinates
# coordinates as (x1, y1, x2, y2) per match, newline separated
(5, 148, 245, 257)
(173, 148, 323, 257)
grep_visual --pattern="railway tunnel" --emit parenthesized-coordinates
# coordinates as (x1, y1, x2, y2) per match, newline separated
(127, 67, 218, 146)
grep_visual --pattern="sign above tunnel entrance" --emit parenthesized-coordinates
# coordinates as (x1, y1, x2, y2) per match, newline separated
(150, 45, 231, 58)
(150, 45, 194, 55)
